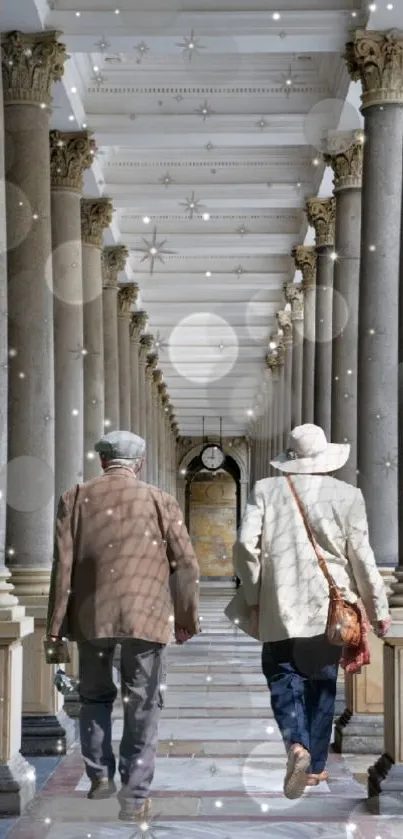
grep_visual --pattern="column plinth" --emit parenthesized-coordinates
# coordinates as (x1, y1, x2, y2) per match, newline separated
(306, 197, 336, 439)
(50, 130, 95, 500)
(292, 246, 316, 424)
(81, 198, 113, 479)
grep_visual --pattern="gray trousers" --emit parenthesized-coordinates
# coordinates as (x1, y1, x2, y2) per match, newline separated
(78, 638, 167, 803)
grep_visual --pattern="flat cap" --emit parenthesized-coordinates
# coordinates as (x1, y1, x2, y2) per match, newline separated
(94, 430, 146, 460)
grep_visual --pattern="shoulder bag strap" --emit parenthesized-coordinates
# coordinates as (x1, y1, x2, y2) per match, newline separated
(285, 475, 339, 596)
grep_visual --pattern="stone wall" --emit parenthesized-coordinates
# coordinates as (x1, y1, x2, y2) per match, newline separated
(189, 472, 236, 577)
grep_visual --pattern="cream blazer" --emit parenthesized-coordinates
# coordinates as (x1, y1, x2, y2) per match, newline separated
(233, 474, 390, 642)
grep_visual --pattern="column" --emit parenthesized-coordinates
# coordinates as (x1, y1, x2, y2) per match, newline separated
(152, 368, 161, 486)
(338, 31, 403, 788)
(346, 29, 403, 567)
(159, 385, 168, 490)
(81, 198, 113, 480)
(130, 311, 148, 436)
(284, 282, 304, 428)
(2, 30, 75, 755)
(117, 278, 136, 432)
(292, 246, 317, 424)
(171, 419, 179, 498)
(139, 334, 153, 481)
(277, 310, 293, 442)
(306, 197, 336, 439)
(102, 247, 124, 432)
(145, 348, 158, 484)
(0, 32, 35, 812)
(50, 130, 95, 500)
(325, 132, 363, 484)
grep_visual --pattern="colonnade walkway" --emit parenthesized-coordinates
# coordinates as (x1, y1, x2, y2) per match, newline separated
(1, 584, 399, 839)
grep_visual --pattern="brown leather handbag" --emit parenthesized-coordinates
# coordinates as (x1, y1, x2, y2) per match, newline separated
(286, 476, 361, 648)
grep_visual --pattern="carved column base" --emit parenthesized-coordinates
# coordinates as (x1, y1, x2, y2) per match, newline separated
(0, 753, 36, 817)
(334, 680, 345, 717)
(21, 709, 76, 756)
(334, 711, 384, 754)
(368, 756, 403, 814)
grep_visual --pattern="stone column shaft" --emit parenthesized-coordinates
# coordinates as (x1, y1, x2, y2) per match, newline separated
(145, 349, 158, 484)
(325, 135, 363, 484)
(306, 197, 336, 439)
(130, 311, 148, 436)
(117, 279, 136, 432)
(81, 198, 113, 479)
(284, 282, 304, 428)
(277, 310, 293, 442)
(50, 130, 95, 500)
(2, 30, 76, 757)
(293, 247, 317, 425)
(102, 247, 127, 432)
(0, 31, 35, 811)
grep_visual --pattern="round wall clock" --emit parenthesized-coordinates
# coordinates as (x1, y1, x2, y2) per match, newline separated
(200, 444, 225, 471)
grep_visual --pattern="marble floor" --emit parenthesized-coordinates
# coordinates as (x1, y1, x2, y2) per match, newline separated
(2, 583, 399, 838)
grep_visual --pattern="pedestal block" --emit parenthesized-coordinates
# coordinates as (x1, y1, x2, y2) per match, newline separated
(368, 629, 403, 813)
(0, 612, 36, 815)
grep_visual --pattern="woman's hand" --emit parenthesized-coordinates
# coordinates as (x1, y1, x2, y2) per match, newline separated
(374, 616, 391, 638)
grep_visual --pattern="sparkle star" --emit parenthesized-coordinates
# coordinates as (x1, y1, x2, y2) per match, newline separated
(159, 172, 174, 188)
(134, 41, 149, 62)
(179, 191, 206, 219)
(136, 227, 175, 275)
(195, 100, 213, 121)
(176, 29, 206, 61)
(378, 453, 398, 474)
(233, 265, 247, 276)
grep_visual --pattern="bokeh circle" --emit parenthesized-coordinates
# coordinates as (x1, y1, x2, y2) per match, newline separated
(169, 313, 238, 383)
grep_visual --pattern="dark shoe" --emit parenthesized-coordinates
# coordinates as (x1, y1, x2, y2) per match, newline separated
(87, 778, 117, 800)
(118, 797, 151, 823)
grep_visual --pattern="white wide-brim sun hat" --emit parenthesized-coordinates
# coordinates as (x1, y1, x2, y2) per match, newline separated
(270, 423, 350, 474)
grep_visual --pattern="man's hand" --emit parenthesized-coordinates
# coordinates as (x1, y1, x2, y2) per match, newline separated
(175, 627, 192, 644)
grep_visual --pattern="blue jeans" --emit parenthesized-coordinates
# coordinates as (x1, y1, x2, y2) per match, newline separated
(78, 638, 167, 804)
(262, 634, 340, 774)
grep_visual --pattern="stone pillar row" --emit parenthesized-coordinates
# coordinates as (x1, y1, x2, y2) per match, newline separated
(0, 27, 180, 804)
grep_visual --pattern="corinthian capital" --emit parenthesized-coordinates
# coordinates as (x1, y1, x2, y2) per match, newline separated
(324, 133, 364, 192)
(345, 29, 403, 109)
(139, 333, 154, 363)
(153, 368, 164, 388)
(50, 130, 96, 191)
(292, 246, 317, 290)
(146, 351, 159, 375)
(102, 245, 129, 287)
(276, 309, 293, 344)
(81, 198, 113, 248)
(130, 310, 148, 342)
(306, 197, 336, 249)
(1, 31, 67, 106)
(284, 282, 304, 320)
(266, 335, 285, 370)
(118, 283, 138, 317)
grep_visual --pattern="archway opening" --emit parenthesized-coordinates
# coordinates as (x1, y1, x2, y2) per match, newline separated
(184, 454, 241, 580)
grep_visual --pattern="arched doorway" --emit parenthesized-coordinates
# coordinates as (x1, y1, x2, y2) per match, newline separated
(184, 454, 241, 579)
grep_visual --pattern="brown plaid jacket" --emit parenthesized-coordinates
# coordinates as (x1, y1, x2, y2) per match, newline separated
(46, 467, 200, 644)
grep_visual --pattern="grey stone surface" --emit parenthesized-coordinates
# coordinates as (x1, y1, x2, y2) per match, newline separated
(21, 710, 76, 757)
(334, 712, 384, 754)
(357, 104, 403, 565)
(82, 242, 105, 481)
(331, 182, 361, 484)
(102, 283, 120, 432)
(117, 312, 131, 431)
(51, 187, 84, 500)
(314, 249, 334, 439)
(302, 282, 316, 424)
(0, 753, 35, 817)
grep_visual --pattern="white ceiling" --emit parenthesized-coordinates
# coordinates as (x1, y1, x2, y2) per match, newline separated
(3, 0, 384, 436)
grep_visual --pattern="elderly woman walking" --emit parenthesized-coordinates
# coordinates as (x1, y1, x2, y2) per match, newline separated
(228, 424, 390, 800)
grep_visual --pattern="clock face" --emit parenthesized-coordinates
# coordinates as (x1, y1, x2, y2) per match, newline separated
(201, 445, 225, 471)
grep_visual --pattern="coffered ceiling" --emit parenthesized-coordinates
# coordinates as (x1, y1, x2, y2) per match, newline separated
(3, 0, 374, 436)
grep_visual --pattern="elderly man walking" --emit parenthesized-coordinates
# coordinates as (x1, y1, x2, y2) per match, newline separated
(46, 430, 200, 823)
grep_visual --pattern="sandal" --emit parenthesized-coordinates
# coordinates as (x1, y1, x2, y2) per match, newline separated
(283, 744, 311, 800)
